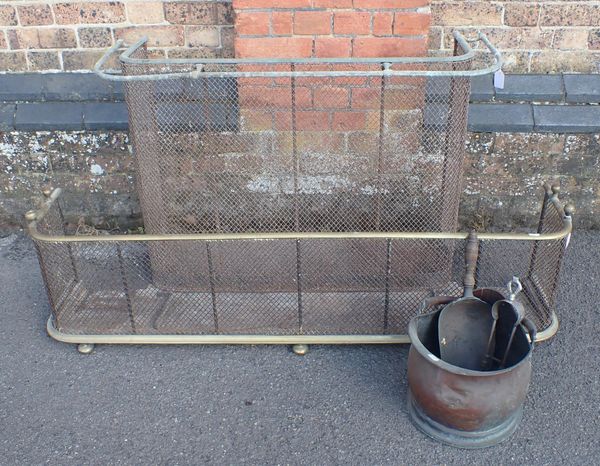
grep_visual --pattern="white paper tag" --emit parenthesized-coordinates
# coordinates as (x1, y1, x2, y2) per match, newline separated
(494, 69, 505, 89)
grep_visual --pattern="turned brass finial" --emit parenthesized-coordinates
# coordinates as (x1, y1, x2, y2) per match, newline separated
(564, 203, 575, 217)
(42, 187, 53, 197)
(24, 210, 37, 222)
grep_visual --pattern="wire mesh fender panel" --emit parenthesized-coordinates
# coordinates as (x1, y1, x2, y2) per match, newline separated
(28, 184, 572, 344)
(95, 31, 502, 292)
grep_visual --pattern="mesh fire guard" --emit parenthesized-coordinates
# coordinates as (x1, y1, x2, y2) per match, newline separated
(25, 32, 573, 352)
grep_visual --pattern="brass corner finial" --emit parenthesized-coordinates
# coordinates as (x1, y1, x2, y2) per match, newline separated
(564, 203, 575, 217)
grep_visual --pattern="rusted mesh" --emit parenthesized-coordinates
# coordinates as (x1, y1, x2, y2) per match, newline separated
(34, 189, 568, 337)
(119, 45, 474, 295)
(31, 41, 568, 339)
(122, 48, 472, 235)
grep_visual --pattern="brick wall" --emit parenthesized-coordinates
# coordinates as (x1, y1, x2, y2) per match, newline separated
(233, 0, 431, 58)
(1, 1, 599, 72)
(430, 1, 600, 72)
(0, 1, 234, 71)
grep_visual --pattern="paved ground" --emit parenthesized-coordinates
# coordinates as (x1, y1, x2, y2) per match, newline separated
(1, 232, 598, 465)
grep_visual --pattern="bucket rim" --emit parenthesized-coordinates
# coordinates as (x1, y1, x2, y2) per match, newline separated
(408, 311, 533, 377)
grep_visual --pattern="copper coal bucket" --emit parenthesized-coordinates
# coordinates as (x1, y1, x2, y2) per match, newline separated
(407, 306, 536, 448)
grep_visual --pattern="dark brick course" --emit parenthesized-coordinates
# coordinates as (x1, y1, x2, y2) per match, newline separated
(83, 102, 129, 130)
(468, 103, 534, 132)
(534, 105, 600, 133)
(495, 74, 564, 102)
(15, 102, 84, 131)
(0, 104, 15, 130)
(563, 74, 600, 103)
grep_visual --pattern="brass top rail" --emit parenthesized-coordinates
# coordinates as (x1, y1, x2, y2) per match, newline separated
(27, 184, 573, 244)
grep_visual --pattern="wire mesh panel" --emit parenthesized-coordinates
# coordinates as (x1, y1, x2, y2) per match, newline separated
(117, 36, 480, 291)
(30, 186, 571, 339)
(28, 33, 573, 345)
(122, 58, 472, 235)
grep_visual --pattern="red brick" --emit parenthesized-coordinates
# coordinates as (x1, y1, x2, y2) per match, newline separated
(18, 4, 53, 26)
(331, 64, 371, 85)
(353, 37, 426, 57)
(275, 111, 332, 130)
(236, 12, 270, 35)
(294, 11, 331, 35)
(53, 2, 126, 24)
(0, 32, 6, 49)
(239, 85, 311, 108)
(314, 0, 353, 8)
(332, 112, 366, 131)
(394, 12, 430, 35)
(373, 13, 393, 36)
(273, 112, 293, 130)
(233, 0, 311, 9)
(240, 109, 273, 131)
(272, 12, 293, 35)
(334, 12, 370, 35)
(235, 37, 313, 58)
(315, 37, 351, 57)
(353, 0, 428, 8)
(384, 88, 423, 109)
(237, 64, 277, 86)
(314, 87, 350, 109)
(296, 64, 336, 84)
(295, 75, 332, 89)
(295, 86, 315, 108)
(295, 111, 330, 130)
(351, 87, 380, 109)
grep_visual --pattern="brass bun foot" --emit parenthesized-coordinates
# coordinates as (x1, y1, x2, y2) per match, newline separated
(292, 344, 309, 356)
(77, 343, 95, 354)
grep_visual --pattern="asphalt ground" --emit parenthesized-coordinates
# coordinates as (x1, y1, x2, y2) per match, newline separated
(1, 232, 598, 465)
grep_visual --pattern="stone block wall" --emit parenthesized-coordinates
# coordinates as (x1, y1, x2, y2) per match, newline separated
(0, 1, 234, 71)
(430, 0, 600, 72)
(2, 130, 597, 232)
(0, 0, 599, 72)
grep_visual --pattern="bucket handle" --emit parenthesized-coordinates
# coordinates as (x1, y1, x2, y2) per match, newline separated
(521, 317, 537, 345)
